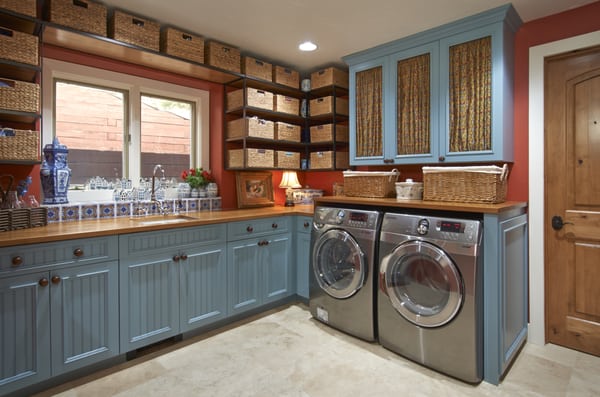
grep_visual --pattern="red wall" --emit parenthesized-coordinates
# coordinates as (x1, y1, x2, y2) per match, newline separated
(6, 2, 600, 209)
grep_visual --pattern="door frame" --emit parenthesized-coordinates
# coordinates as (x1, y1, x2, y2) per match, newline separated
(528, 30, 600, 345)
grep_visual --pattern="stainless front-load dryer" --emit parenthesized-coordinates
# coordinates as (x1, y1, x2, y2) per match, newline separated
(310, 206, 381, 341)
(378, 212, 483, 383)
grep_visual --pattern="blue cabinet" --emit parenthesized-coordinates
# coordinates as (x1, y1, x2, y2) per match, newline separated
(0, 237, 119, 395)
(345, 4, 521, 165)
(227, 217, 293, 315)
(294, 216, 312, 300)
(119, 224, 227, 351)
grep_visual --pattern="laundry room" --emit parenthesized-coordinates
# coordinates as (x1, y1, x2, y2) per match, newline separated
(1, 0, 600, 396)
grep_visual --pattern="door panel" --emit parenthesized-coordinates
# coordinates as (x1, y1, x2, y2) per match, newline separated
(545, 45, 600, 356)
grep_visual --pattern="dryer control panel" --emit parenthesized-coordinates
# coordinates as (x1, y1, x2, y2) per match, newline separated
(381, 213, 481, 244)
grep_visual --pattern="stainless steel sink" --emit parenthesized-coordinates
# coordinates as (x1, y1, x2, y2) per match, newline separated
(130, 214, 197, 225)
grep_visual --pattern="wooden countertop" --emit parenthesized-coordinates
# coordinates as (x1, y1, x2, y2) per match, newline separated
(0, 205, 315, 248)
(314, 196, 527, 214)
(0, 198, 527, 248)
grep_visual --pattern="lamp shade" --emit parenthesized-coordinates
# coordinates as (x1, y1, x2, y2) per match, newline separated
(279, 171, 302, 189)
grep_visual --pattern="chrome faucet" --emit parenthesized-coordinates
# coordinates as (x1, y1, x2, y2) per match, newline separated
(151, 164, 170, 215)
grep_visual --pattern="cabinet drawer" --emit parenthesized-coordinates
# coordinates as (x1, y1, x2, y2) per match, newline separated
(0, 236, 118, 273)
(227, 217, 290, 241)
(120, 224, 226, 260)
(295, 216, 312, 234)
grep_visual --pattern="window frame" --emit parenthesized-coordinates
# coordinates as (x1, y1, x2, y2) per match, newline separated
(42, 58, 210, 184)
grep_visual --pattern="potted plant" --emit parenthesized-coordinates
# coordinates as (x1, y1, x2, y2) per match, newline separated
(181, 167, 214, 197)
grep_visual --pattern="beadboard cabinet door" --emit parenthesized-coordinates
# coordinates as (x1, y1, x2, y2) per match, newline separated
(227, 239, 261, 315)
(295, 216, 312, 300)
(0, 272, 51, 395)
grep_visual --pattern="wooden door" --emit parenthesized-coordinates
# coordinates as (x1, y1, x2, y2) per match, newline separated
(545, 44, 600, 356)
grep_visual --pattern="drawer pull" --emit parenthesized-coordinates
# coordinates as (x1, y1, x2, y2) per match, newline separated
(258, 240, 269, 247)
(39, 278, 49, 287)
(11, 256, 23, 266)
(51, 275, 61, 285)
(303, 221, 310, 228)
(173, 255, 180, 262)
(73, 248, 84, 257)
(181, 253, 188, 261)
(246, 226, 253, 233)
(272, 223, 278, 229)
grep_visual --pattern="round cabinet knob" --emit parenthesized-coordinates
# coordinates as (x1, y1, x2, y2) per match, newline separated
(39, 278, 49, 287)
(73, 248, 84, 257)
(246, 226, 253, 233)
(51, 275, 61, 284)
(11, 256, 23, 267)
(272, 223, 278, 229)
(438, 156, 445, 162)
(181, 254, 188, 261)
(303, 221, 310, 228)
(172, 255, 180, 262)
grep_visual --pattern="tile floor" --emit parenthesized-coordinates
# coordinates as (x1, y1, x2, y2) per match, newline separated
(34, 304, 600, 397)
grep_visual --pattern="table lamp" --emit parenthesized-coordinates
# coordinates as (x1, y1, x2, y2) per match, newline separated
(279, 171, 302, 207)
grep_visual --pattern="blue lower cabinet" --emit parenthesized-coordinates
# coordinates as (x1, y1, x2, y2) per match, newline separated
(227, 230, 293, 315)
(180, 244, 228, 332)
(295, 216, 312, 300)
(0, 272, 51, 395)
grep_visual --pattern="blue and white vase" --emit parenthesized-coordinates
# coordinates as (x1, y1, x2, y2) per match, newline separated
(40, 137, 71, 205)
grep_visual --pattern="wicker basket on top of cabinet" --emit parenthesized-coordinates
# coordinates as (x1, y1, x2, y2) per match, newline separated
(311, 67, 349, 90)
(109, 10, 160, 51)
(46, 0, 108, 37)
(205, 40, 241, 73)
(161, 27, 204, 64)
(0, 0, 36, 17)
(273, 65, 299, 89)
(242, 56, 272, 81)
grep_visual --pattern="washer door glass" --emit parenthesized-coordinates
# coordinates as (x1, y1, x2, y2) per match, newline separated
(380, 240, 463, 327)
(313, 229, 365, 299)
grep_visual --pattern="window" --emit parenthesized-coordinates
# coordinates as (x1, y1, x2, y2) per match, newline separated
(42, 58, 210, 186)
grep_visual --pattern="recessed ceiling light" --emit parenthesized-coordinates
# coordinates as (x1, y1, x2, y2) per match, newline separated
(299, 41, 317, 52)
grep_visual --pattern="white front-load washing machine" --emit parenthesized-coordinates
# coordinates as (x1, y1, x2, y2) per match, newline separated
(378, 212, 483, 383)
(310, 206, 381, 341)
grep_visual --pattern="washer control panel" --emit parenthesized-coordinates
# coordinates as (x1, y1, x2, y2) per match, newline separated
(314, 207, 380, 230)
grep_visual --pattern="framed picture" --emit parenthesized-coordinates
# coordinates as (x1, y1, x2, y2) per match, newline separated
(235, 171, 274, 208)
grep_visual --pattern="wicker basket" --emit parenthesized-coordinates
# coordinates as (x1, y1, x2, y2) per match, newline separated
(0, 207, 47, 231)
(422, 164, 508, 203)
(161, 27, 204, 64)
(273, 65, 299, 88)
(0, 26, 38, 66)
(343, 169, 400, 198)
(110, 10, 160, 51)
(276, 151, 300, 169)
(0, 78, 39, 113)
(274, 95, 299, 115)
(227, 148, 274, 169)
(47, 0, 108, 36)
(227, 117, 274, 140)
(227, 88, 273, 111)
(0, 0, 36, 17)
(310, 151, 349, 170)
(311, 67, 349, 90)
(274, 122, 301, 142)
(205, 40, 240, 73)
(242, 56, 272, 81)
(310, 124, 349, 143)
(310, 96, 349, 116)
(0, 128, 39, 161)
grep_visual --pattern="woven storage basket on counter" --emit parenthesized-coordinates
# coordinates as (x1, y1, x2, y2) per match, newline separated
(161, 27, 204, 64)
(273, 65, 299, 89)
(227, 117, 274, 140)
(310, 124, 349, 143)
(47, 0, 108, 36)
(422, 164, 508, 203)
(0, 78, 39, 113)
(0, 27, 38, 66)
(242, 56, 272, 81)
(0, 129, 39, 161)
(343, 169, 400, 198)
(274, 122, 301, 142)
(110, 10, 160, 51)
(227, 88, 273, 111)
(0, 0, 36, 17)
(205, 40, 240, 73)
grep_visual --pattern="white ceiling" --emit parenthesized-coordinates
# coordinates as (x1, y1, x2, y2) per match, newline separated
(100, 0, 597, 74)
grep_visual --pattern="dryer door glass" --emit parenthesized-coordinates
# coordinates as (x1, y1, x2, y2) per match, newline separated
(312, 229, 365, 299)
(380, 240, 463, 327)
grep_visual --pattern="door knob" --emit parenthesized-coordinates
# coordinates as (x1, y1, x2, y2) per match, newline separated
(551, 215, 573, 231)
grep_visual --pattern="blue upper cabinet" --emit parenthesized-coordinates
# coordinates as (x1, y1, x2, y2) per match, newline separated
(344, 4, 522, 165)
